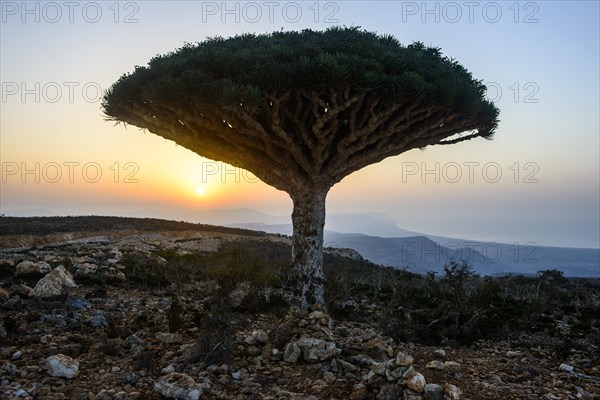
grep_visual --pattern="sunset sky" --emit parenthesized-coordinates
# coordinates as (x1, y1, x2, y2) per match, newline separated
(1, 1, 599, 248)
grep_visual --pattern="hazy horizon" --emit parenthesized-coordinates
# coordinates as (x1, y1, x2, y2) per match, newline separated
(2, 207, 598, 250)
(1, 1, 599, 250)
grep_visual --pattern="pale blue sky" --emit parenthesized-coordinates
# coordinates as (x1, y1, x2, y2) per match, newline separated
(1, 1, 599, 248)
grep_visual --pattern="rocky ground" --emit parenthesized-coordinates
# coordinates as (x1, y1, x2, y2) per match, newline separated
(0, 221, 598, 400)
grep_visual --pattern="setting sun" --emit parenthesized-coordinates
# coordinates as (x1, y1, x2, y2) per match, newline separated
(196, 187, 206, 196)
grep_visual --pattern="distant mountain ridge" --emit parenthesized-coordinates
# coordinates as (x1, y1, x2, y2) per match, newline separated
(232, 219, 600, 278)
(325, 232, 600, 278)
(2, 213, 598, 278)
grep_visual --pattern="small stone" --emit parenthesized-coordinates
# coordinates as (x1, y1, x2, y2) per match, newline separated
(65, 298, 91, 310)
(231, 371, 241, 380)
(37, 387, 51, 396)
(322, 371, 336, 384)
(407, 372, 426, 393)
(252, 330, 269, 344)
(284, 342, 301, 363)
(444, 361, 461, 374)
(426, 361, 444, 371)
(558, 363, 574, 373)
(377, 383, 399, 400)
(490, 374, 504, 385)
(424, 383, 444, 400)
(44, 354, 79, 379)
(154, 372, 202, 400)
(16, 260, 51, 276)
(157, 332, 182, 344)
(126, 334, 145, 347)
(444, 383, 461, 400)
(162, 365, 176, 374)
(362, 338, 394, 362)
(404, 388, 424, 400)
(125, 372, 138, 384)
(349, 384, 369, 400)
(385, 366, 406, 381)
(261, 345, 272, 359)
(395, 351, 413, 367)
(296, 337, 341, 362)
(74, 263, 126, 284)
(433, 349, 446, 359)
(402, 366, 416, 378)
(11, 351, 23, 361)
(8, 284, 32, 298)
(245, 346, 261, 356)
(87, 311, 108, 328)
(371, 359, 394, 376)
(363, 370, 384, 386)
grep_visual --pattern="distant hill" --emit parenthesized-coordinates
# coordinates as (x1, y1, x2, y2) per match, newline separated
(0, 216, 266, 237)
(2, 215, 597, 278)
(233, 222, 600, 278)
(325, 232, 599, 278)
(324, 233, 518, 275)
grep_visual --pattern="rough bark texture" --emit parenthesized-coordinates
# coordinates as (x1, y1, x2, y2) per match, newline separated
(290, 189, 327, 309)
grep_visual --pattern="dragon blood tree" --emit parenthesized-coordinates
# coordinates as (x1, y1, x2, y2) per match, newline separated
(102, 27, 499, 309)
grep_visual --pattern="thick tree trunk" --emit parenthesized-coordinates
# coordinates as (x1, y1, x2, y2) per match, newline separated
(290, 189, 327, 309)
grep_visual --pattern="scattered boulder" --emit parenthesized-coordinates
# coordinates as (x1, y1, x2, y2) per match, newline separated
(424, 383, 444, 400)
(433, 349, 446, 359)
(8, 283, 33, 298)
(377, 383, 400, 399)
(284, 342, 301, 363)
(251, 329, 269, 344)
(558, 363, 575, 373)
(444, 383, 462, 400)
(406, 372, 426, 393)
(87, 311, 109, 327)
(65, 298, 91, 310)
(444, 361, 461, 374)
(44, 354, 79, 378)
(296, 337, 341, 363)
(157, 332, 183, 344)
(395, 351, 414, 367)
(322, 371, 336, 384)
(362, 338, 395, 362)
(74, 263, 126, 284)
(350, 383, 369, 400)
(31, 266, 77, 298)
(426, 361, 445, 371)
(15, 260, 51, 276)
(154, 372, 202, 400)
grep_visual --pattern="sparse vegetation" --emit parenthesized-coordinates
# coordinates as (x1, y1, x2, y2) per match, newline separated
(0, 217, 598, 399)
